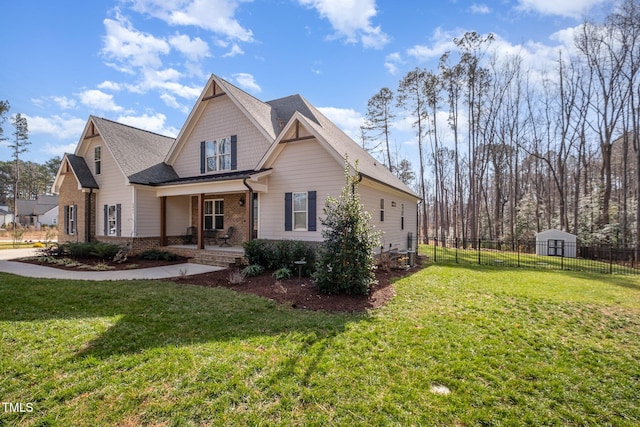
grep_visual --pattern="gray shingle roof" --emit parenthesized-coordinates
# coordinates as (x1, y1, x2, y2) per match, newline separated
(16, 195, 59, 216)
(90, 116, 177, 183)
(66, 154, 99, 189)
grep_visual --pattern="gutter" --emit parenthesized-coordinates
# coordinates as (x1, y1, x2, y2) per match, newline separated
(243, 177, 254, 241)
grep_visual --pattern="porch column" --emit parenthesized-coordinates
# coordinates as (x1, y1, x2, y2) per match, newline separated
(197, 193, 205, 250)
(159, 196, 167, 246)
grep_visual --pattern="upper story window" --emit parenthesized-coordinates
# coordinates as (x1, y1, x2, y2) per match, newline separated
(94, 146, 102, 175)
(205, 137, 231, 172)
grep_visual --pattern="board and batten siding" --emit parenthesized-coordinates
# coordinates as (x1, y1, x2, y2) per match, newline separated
(81, 136, 135, 237)
(259, 139, 344, 241)
(171, 96, 272, 177)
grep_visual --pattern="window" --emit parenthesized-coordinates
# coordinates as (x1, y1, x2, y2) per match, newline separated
(547, 239, 564, 257)
(293, 192, 308, 231)
(401, 203, 405, 230)
(65, 205, 76, 235)
(205, 138, 231, 172)
(94, 146, 101, 175)
(285, 191, 316, 232)
(107, 205, 117, 235)
(380, 198, 385, 222)
(204, 199, 224, 230)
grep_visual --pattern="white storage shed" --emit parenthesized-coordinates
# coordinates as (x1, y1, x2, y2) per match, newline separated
(535, 229, 577, 258)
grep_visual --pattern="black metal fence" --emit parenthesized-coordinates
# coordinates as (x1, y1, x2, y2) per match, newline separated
(415, 238, 640, 275)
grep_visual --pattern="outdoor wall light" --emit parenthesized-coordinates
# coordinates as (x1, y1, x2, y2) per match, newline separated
(239, 196, 245, 207)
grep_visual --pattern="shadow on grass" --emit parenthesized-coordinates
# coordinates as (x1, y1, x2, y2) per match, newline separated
(422, 260, 640, 291)
(0, 274, 360, 359)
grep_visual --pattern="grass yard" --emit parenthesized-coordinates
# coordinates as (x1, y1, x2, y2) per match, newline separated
(1, 265, 639, 426)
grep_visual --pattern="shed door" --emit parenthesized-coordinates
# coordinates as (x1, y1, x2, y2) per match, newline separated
(547, 239, 564, 256)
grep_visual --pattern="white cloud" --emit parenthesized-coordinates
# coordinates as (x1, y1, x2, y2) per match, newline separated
(317, 106, 365, 140)
(128, 0, 254, 42)
(297, 0, 389, 49)
(384, 52, 403, 75)
(24, 114, 87, 140)
(233, 73, 261, 93)
(42, 142, 79, 158)
(78, 89, 123, 112)
(222, 43, 244, 58)
(516, 0, 607, 19)
(406, 27, 460, 62)
(169, 33, 211, 61)
(469, 3, 491, 14)
(160, 93, 190, 113)
(102, 12, 170, 71)
(31, 96, 77, 110)
(116, 112, 180, 137)
(97, 81, 123, 91)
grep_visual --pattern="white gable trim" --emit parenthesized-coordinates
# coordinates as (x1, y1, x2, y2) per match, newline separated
(165, 74, 275, 166)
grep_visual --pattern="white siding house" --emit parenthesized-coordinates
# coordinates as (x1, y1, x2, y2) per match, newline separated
(53, 73, 420, 257)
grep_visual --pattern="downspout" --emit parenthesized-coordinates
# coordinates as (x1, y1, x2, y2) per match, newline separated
(86, 188, 93, 242)
(243, 177, 254, 241)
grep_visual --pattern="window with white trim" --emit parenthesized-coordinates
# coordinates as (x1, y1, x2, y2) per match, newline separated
(401, 203, 405, 230)
(66, 205, 75, 235)
(380, 198, 385, 222)
(94, 146, 101, 175)
(293, 192, 308, 231)
(204, 199, 224, 230)
(205, 137, 231, 172)
(107, 205, 117, 235)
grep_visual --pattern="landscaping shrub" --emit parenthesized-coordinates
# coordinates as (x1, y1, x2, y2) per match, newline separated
(272, 267, 292, 280)
(242, 264, 265, 277)
(140, 249, 178, 261)
(314, 160, 380, 295)
(243, 239, 317, 275)
(89, 242, 120, 260)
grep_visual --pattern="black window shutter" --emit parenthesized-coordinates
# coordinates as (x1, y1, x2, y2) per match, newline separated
(116, 204, 122, 237)
(63, 205, 69, 234)
(284, 192, 292, 231)
(200, 141, 206, 174)
(308, 191, 316, 231)
(230, 135, 237, 170)
(104, 205, 108, 235)
(72, 205, 77, 235)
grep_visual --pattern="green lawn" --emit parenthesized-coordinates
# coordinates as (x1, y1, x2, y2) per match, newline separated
(1, 266, 639, 426)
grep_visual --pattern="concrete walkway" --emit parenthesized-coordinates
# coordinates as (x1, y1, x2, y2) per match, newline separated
(0, 247, 223, 281)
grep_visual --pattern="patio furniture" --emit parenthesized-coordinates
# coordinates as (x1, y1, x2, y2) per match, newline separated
(183, 226, 197, 244)
(204, 229, 218, 245)
(218, 226, 234, 247)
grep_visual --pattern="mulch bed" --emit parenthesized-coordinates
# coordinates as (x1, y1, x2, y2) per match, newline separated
(171, 263, 423, 313)
(16, 254, 425, 313)
(15, 255, 188, 271)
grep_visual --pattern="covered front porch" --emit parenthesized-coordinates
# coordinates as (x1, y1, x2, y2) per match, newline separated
(153, 169, 269, 254)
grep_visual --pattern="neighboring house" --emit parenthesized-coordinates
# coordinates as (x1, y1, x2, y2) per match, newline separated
(52, 73, 420, 257)
(0, 202, 13, 228)
(15, 195, 59, 227)
(535, 229, 577, 258)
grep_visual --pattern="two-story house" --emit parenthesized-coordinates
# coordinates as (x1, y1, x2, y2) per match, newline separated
(52, 73, 420, 263)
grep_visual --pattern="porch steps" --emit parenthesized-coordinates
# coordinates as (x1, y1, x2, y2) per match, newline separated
(189, 251, 245, 268)
(162, 246, 246, 269)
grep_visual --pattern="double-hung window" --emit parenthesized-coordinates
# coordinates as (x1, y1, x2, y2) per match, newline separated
(293, 192, 308, 231)
(204, 199, 224, 230)
(107, 205, 117, 235)
(65, 205, 76, 235)
(205, 137, 231, 172)
(94, 146, 101, 175)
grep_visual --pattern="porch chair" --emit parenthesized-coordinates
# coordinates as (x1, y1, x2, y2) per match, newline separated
(218, 226, 234, 247)
(183, 226, 197, 244)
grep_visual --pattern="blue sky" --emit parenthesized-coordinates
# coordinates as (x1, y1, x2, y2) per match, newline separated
(0, 0, 611, 166)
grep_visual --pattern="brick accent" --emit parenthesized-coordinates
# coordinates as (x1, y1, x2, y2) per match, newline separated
(190, 192, 248, 246)
(57, 170, 96, 244)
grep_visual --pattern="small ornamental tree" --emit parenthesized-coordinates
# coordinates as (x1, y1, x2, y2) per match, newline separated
(314, 160, 381, 295)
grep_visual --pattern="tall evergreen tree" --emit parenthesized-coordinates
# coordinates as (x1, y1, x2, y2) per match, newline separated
(365, 87, 396, 170)
(10, 113, 30, 225)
